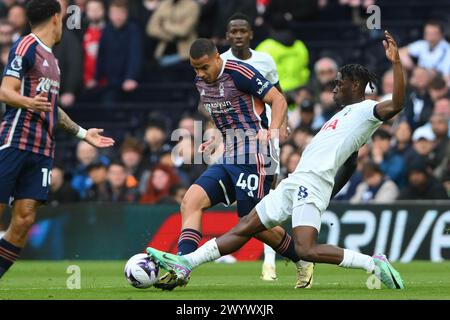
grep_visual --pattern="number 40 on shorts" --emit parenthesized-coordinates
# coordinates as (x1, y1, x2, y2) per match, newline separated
(236, 173, 259, 197)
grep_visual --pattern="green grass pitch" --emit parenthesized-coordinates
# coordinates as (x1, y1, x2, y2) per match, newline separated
(1, 261, 449, 299)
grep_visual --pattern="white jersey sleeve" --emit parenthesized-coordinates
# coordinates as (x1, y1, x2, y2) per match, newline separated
(263, 54, 279, 85)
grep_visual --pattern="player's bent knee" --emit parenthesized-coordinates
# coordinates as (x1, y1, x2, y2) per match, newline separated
(12, 201, 38, 230)
(180, 196, 203, 217)
(181, 186, 210, 215)
(14, 212, 36, 229)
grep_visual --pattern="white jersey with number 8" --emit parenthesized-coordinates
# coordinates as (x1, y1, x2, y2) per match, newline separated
(256, 99, 383, 228)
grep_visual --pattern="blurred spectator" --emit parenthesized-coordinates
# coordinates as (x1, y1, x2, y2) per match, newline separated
(428, 76, 449, 103)
(256, 28, 309, 100)
(288, 99, 322, 133)
(140, 164, 181, 204)
(278, 142, 296, 179)
(95, 0, 143, 102)
(290, 127, 313, 151)
(147, 0, 200, 67)
(315, 81, 338, 126)
(371, 129, 406, 187)
(7, 4, 28, 42)
(288, 86, 314, 128)
(178, 114, 201, 140)
(0, 0, 18, 19)
(279, 142, 295, 167)
(130, 0, 160, 68)
(87, 161, 140, 202)
(82, 0, 106, 90)
(108, 161, 140, 202)
(310, 57, 338, 100)
(350, 161, 399, 204)
(390, 121, 414, 159)
(403, 67, 433, 130)
(399, 20, 450, 81)
(143, 119, 172, 167)
(380, 68, 393, 101)
(84, 161, 108, 201)
(433, 98, 450, 137)
(443, 162, 450, 197)
(48, 165, 80, 206)
(285, 150, 301, 175)
(398, 158, 448, 200)
(175, 137, 207, 185)
(158, 185, 188, 205)
(429, 107, 449, 175)
(120, 136, 146, 189)
(0, 20, 14, 72)
(71, 141, 109, 198)
(54, 0, 83, 108)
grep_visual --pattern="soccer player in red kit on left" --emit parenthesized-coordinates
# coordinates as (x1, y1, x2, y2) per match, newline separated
(0, 0, 114, 279)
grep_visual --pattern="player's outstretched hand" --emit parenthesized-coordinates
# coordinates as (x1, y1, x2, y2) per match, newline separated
(28, 91, 52, 113)
(383, 30, 400, 64)
(85, 128, 115, 148)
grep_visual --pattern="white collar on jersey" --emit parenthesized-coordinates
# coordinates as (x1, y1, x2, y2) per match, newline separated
(226, 48, 254, 61)
(218, 57, 226, 78)
(30, 33, 52, 53)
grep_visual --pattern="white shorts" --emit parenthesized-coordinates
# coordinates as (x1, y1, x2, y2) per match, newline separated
(255, 172, 327, 232)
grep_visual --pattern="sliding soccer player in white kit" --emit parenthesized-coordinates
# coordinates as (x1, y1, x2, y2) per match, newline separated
(148, 31, 405, 290)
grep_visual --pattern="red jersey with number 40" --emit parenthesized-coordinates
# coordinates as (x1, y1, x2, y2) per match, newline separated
(0, 33, 60, 158)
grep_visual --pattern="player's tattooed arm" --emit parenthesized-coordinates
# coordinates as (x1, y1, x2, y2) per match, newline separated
(331, 151, 358, 199)
(57, 107, 115, 148)
(57, 107, 80, 136)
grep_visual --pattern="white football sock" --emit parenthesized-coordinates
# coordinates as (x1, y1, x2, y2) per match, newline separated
(338, 249, 375, 273)
(184, 238, 221, 268)
(263, 244, 276, 267)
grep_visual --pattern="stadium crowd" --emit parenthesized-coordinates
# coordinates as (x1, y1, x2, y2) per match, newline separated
(0, 0, 449, 206)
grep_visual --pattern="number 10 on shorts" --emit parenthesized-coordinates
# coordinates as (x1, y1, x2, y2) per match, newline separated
(41, 168, 52, 187)
(236, 173, 259, 197)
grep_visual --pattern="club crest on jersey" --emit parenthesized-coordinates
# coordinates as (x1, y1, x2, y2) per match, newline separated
(321, 119, 339, 131)
(219, 82, 225, 97)
(11, 55, 23, 71)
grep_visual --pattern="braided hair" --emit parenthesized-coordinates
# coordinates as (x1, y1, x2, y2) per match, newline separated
(339, 64, 378, 93)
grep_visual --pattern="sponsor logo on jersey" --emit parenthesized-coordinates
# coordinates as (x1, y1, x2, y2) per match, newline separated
(36, 77, 60, 94)
(256, 79, 270, 95)
(204, 100, 233, 114)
